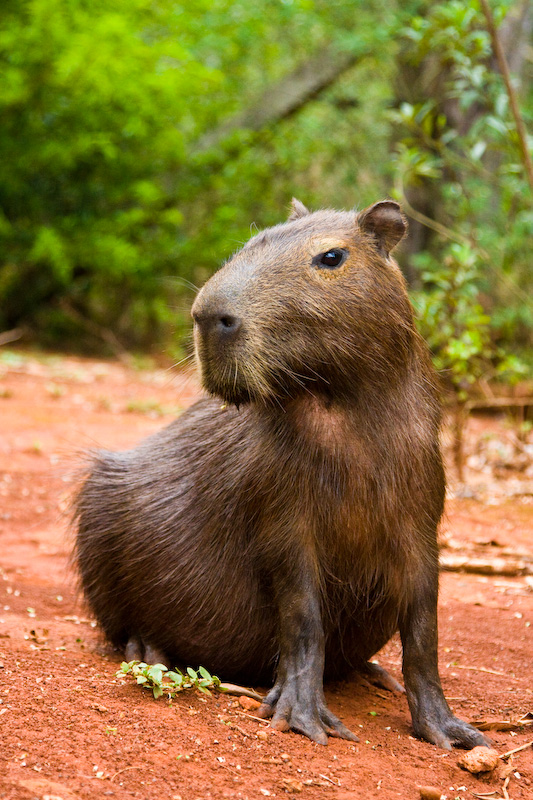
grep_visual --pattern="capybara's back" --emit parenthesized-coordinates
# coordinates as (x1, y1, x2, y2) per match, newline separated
(76, 199, 488, 749)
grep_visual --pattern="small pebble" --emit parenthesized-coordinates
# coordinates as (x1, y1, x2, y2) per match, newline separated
(238, 695, 261, 711)
(419, 787, 443, 800)
(457, 747, 500, 774)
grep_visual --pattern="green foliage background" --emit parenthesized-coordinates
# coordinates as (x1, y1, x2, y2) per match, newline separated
(1, 0, 531, 387)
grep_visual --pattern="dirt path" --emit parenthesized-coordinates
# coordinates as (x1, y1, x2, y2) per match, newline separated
(1, 351, 532, 800)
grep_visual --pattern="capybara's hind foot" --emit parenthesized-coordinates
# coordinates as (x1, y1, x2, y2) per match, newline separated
(256, 681, 359, 745)
(364, 661, 405, 694)
(124, 635, 168, 667)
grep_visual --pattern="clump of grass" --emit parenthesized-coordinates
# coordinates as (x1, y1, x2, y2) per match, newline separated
(118, 661, 224, 700)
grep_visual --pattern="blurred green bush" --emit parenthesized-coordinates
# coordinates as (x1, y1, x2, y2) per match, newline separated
(0, 0, 531, 387)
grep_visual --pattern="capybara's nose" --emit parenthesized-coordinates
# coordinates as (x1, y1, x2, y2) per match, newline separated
(193, 310, 242, 341)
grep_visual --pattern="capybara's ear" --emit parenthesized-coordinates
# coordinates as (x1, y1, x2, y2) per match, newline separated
(357, 200, 407, 255)
(288, 197, 310, 221)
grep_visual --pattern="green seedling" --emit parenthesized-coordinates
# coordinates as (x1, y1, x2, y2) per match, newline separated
(118, 660, 225, 700)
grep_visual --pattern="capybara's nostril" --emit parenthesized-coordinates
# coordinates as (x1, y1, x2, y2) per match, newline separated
(193, 311, 241, 340)
(217, 315, 241, 335)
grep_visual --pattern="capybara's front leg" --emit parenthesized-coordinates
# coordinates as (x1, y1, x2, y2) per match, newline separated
(400, 570, 490, 750)
(257, 561, 358, 745)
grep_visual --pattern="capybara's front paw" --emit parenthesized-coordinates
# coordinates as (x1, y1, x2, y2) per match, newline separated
(413, 710, 490, 750)
(256, 681, 359, 745)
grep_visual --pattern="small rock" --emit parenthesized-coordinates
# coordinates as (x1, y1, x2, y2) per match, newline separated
(457, 747, 500, 774)
(257, 730, 268, 740)
(282, 778, 303, 793)
(419, 787, 443, 800)
(239, 695, 261, 711)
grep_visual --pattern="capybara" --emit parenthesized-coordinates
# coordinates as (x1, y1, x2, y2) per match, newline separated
(76, 199, 488, 748)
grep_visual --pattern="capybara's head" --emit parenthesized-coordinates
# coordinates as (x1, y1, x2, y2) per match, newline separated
(192, 200, 414, 406)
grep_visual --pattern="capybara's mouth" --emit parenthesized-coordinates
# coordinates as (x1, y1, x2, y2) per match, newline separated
(199, 359, 255, 407)
(212, 382, 254, 408)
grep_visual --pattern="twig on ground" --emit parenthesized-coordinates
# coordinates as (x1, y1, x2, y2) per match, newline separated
(440, 553, 533, 577)
(455, 665, 507, 676)
(500, 740, 533, 760)
(233, 724, 253, 737)
(110, 765, 145, 782)
(235, 710, 270, 724)
(472, 793, 500, 799)
(319, 774, 339, 786)
(219, 682, 263, 700)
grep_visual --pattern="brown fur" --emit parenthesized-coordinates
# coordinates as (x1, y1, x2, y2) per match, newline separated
(75, 200, 488, 748)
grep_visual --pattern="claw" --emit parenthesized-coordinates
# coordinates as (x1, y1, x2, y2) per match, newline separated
(256, 702, 274, 719)
(308, 729, 328, 746)
(320, 709, 360, 742)
(414, 715, 490, 750)
(256, 682, 358, 744)
(364, 662, 405, 694)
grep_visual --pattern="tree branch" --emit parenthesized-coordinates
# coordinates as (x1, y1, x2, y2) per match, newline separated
(197, 48, 367, 153)
(480, 0, 533, 191)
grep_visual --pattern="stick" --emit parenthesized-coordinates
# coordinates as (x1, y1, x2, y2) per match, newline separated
(219, 682, 263, 701)
(455, 665, 507, 676)
(439, 554, 532, 577)
(500, 740, 533, 759)
(233, 724, 252, 737)
(480, 0, 533, 191)
(110, 765, 145, 781)
(319, 774, 338, 786)
(235, 711, 270, 724)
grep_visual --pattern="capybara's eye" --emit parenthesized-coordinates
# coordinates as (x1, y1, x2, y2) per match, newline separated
(315, 249, 347, 269)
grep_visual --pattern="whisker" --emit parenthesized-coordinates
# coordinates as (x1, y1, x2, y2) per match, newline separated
(170, 353, 195, 369)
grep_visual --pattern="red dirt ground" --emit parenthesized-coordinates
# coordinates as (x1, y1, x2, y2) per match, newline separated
(0, 350, 532, 800)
